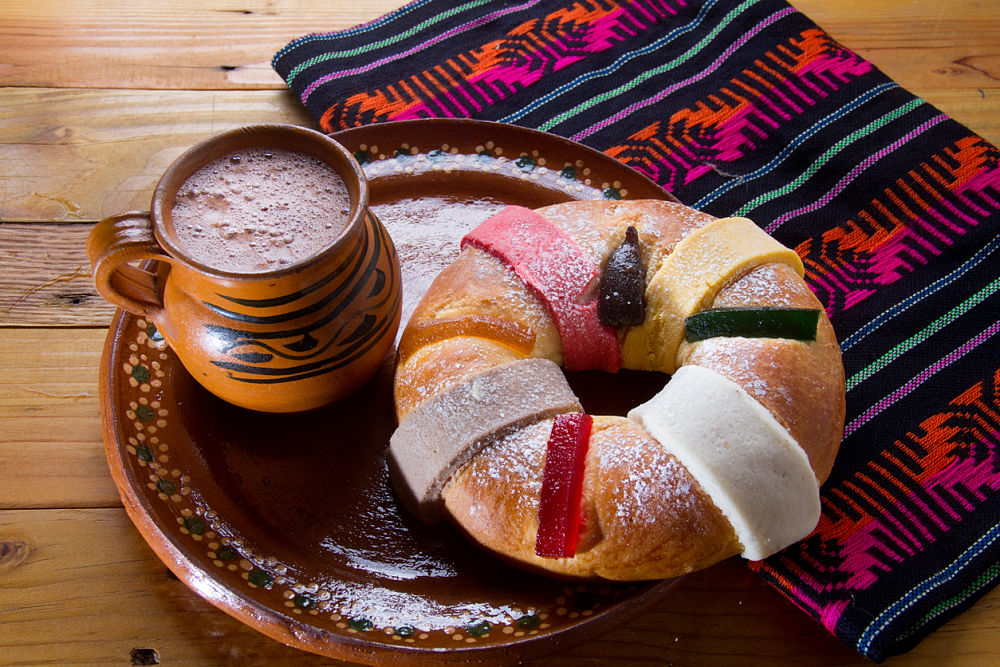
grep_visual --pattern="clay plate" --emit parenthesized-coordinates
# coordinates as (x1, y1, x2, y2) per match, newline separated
(99, 119, 679, 665)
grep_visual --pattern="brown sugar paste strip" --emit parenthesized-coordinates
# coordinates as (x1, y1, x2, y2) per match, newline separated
(386, 357, 582, 523)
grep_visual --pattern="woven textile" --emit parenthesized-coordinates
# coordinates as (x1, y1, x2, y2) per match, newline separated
(273, 0, 1000, 660)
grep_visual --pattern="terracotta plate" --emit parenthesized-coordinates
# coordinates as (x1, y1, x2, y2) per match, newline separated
(99, 119, 679, 665)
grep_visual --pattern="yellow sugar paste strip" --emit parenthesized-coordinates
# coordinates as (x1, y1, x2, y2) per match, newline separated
(622, 217, 804, 374)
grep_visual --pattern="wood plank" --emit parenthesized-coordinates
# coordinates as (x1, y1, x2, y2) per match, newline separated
(0, 507, 858, 665)
(0, 88, 314, 222)
(0, 1, 996, 664)
(0, 328, 118, 509)
(0, 440, 118, 510)
(0, 0, 406, 90)
(1, 89, 997, 325)
(0, 325, 997, 662)
(0, 0, 996, 93)
(1, 507, 996, 665)
(0, 223, 111, 326)
(914, 88, 1000, 146)
(0, 508, 342, 665)
(1, 85, 998, 227)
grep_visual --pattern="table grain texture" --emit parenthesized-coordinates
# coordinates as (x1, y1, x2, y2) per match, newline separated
(1, 1, 997, 665)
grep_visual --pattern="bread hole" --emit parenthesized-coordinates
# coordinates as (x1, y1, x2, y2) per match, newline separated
(564, 368, 665, 417)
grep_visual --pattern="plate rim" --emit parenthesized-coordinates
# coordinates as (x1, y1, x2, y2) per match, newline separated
(98, 118, 680, 665)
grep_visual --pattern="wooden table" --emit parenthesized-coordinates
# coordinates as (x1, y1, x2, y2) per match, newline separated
(1, 1, 997, 664)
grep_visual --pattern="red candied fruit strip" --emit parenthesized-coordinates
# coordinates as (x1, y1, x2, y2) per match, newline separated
(535, 412, 593, 559)
(461, 206, 621, 372)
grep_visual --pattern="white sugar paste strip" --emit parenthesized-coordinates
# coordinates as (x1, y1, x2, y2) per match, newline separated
(628, 364, 819, 560)
(388, 357, 582, 523)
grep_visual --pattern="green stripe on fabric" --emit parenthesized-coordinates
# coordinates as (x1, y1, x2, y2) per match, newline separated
(272, 0, 431, 67)
(846, 275, 1000, 392)
(733, 98, 925, 217)
(286, 0, 496, 84)
(535, 0, 758, 132)
(896, 560, 1000, 642)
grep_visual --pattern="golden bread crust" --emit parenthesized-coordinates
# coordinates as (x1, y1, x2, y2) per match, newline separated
(678, 263, 845, 482)
(391, 200, 845, 580)
(443, 416, 742, 580)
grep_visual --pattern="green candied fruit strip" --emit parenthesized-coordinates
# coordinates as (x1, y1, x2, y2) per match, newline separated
(684, 307, 821, 343)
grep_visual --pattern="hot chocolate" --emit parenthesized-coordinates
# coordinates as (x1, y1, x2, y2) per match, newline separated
(170, 147, 351, 273)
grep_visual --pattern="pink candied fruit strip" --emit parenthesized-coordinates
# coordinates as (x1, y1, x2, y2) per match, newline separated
(535, 412, 593, 559)
(461, 205, 621, 372)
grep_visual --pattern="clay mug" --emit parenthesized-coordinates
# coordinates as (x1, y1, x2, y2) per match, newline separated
(87, 124, 402, 412)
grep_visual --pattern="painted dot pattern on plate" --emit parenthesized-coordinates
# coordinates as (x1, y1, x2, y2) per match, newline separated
(107, 128, 668, 658)
(119, 300, 634, 647)
(354, 139, 628, 201)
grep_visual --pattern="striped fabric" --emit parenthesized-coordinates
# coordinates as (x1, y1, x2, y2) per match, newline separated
(273, 0, 1000, 661)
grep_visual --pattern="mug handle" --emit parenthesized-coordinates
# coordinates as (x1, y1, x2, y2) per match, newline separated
(87, 212, 172, 321)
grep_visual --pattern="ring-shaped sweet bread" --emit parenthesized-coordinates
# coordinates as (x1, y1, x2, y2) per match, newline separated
(388, 200, 845, 581)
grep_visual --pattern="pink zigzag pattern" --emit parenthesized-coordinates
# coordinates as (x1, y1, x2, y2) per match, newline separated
(390, 0, 683, 121)
(800, 137, 1000, 318)
(752, 366, 1000, 632)
(604, 29, 872, 191)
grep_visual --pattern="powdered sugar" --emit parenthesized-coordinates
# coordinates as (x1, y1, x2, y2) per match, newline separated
(462, 206, 620, 371)
(388, 359, 580, 521)
(372, 196, 503, 333)
(458, 419, 550, 515)
(715, 263, 797, 307)
(594, 421, 694, 530)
